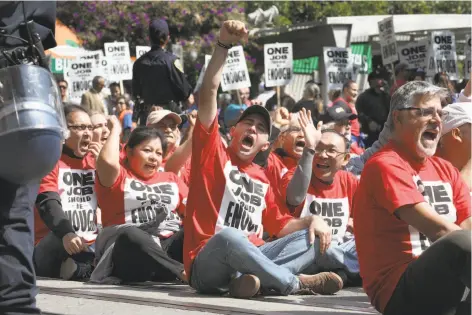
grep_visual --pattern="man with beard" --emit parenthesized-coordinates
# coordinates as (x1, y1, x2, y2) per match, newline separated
(356, 71, 390, 147)
(354, 81, 471, 315)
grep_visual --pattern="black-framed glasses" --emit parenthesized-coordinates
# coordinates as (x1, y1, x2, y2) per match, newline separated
(314, 147, 348, 158)
(68, 124, 94, 131)
(397, 107, 447, 119)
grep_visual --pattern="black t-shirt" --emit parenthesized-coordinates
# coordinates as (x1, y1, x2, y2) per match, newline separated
(291, 99, 323, 122)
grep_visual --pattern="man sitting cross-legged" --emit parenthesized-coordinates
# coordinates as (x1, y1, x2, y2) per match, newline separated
(184, 20, 342, 299)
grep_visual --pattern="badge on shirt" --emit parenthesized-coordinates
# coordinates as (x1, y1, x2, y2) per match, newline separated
(174, 59, 184, 73)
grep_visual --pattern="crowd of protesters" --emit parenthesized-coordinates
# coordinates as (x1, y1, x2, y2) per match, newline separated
(37, 19, 471, 315)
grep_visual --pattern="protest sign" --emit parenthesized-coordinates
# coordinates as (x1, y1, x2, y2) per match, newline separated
(194, 55, 212, 93)
(64, 60, 100, 99)
(323, 47, 355, 92)
(136, 46, 151, 58)
(264, 43, 293, 87)
(426, 31, 459, 80)
(465, 35, 471, 78)
(398, 40, 429, 71)
(220, 46, 251, 92)
(378, 16, 398, 65)
(104, 42, 130, 60)
(104, 42, 132, 81)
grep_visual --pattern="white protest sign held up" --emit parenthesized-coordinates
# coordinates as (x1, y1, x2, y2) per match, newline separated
(77, 50, 104, 66)
(104, 42, 130, 60)
(378, 16, 399, 65)
(323, 47, 356, 92)
(194, 55, 212, 93)
(220, 45, 251, 92)
(264, 43, 293, 87)
(426, 31, 459, 80)
(107, 58, 133, 81)
(136, 45, 151, 58)
(465, 35, 471, 78)
(64, 60, 100, 99)
(398, 40, 429, 72)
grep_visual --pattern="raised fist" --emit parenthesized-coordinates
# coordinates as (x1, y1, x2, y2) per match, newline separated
(219, 20, 248, 46)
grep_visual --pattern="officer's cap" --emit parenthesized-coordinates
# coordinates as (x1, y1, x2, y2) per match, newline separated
(149, 19, 169, 37)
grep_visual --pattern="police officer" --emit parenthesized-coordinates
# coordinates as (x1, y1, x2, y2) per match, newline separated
(132, 19, 192, 125)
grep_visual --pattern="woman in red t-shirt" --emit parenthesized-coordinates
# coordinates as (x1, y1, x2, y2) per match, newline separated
(94, 117, 188, 283)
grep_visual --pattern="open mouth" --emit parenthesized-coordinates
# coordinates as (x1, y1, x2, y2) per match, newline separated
(144, 163, 157, 170)
(80, 139, 91, 149)
(316, 164, 330, 169)
(422, 129, 439, 141)
(295, 139, 306, 149)
(241, 135, 255, 150)
(101, 136, 108, 142)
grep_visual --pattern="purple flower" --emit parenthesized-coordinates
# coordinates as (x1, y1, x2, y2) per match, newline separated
(182, 10, 187, 15)
(119, 11, 124, 18)
(217, 9, 223, 14)
(180, 40, 186, 46)
(227, 8, 232, 12)
(96, 31, 103, 39)
(73, 12, 79, 18)
(251, 57, 257, 64)
(208, 33, 215, 40)
(79, 19, 85, 26)
(195, 63, 202, 70)
(143, 13, 149, 19)
(210, 9, 215, 14)
(239, 7, 245, 13)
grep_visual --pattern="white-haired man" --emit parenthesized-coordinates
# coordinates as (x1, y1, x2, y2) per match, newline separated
(354, 81, 471, 315)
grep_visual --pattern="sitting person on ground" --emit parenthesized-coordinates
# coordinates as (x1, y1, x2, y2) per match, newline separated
(92, 120, 188, 284)
(436, 102, 471, 190)
(320, 103, 364, 156)
(184, 20, 343, 300)
(281, 108, 359, 290)
(34, 105, 99, 281)
(353, 81, 471, 315)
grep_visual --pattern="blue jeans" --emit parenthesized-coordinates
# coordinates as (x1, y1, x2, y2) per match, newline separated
(190, 227, 321, 295)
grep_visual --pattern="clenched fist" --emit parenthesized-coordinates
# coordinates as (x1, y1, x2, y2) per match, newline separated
(219, 20, 248, 46)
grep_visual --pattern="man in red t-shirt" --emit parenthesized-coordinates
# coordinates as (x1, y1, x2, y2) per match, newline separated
(353, 81, 471, 314)
(184, 20, 343, 299)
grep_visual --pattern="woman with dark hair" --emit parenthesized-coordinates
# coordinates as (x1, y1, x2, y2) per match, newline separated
(433, 72, 457, 104)
(291, 82, 325, 122)
(92, 117, 188, 284)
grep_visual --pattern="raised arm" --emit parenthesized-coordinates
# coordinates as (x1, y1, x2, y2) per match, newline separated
(96, 115, 122, 187)
(198, 20, 248, 129)
(165, 111, 196, 174)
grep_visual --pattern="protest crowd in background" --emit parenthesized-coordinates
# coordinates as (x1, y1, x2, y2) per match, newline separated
(31, 15, 472, 315)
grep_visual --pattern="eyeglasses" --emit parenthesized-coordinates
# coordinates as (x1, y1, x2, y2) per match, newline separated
(68, 124, 94, 131)
(314, 147, 347, 158)
(397, 107, 447, 119)
(59, 85, 67, 90)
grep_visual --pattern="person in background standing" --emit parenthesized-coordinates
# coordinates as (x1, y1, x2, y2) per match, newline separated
(390, 63, 409, 96)
(58, 79, 69, 104)
(265, 85, 296, 112)
(433, 72, 457, 104)
(106, 82, 121, 115)
(291, 82, 324, 123)
(330, 81, 361, 147)
(132, 18, 192, 125)
(413, 69, 426, 81)
(81, 76, 107, 115)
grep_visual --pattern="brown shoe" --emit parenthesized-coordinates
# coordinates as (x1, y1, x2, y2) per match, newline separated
(295, 272, 343, 295)
(229, 274, 261, 299)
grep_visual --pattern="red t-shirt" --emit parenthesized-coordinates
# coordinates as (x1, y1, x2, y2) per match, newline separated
(265, 151, 299, 201)
(95, 166, 188, 237)
(353, 142, 471, 313)
(184, 118, 293, 277)
(281, 169, 358, 243)
(35, 152, 98, 244)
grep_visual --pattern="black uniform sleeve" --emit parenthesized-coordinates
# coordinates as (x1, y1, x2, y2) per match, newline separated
(35, 191, 74, 240)
(132, 61, 142, 99)
(168, 56, 192, 103)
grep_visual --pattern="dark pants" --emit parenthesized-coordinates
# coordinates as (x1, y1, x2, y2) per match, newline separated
(33, 232, 95, 278)
(111, 227, 184, 282)
(0, 178, 40, 315)
(384, 230, 471, 315)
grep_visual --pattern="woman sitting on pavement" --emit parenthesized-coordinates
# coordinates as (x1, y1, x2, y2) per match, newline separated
(91, 117, 188, 284)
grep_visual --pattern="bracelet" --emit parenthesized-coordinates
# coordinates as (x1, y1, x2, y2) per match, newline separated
(217, 40, 232, 50)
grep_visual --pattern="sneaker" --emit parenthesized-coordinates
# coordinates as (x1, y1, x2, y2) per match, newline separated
(60, 257, 93, 281)
(229, 274, 260, 299)
(295, 272, 343, 295)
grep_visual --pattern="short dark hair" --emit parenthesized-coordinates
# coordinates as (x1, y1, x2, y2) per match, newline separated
(57, 79, 68, 87)
(109, 82, 120, 90)
(150, 32, 168, 46)
(342, 80, 356, 91)
(125, 127, 168, 157)
(63, 104, 89, 119)
(321, 128, 350, 152)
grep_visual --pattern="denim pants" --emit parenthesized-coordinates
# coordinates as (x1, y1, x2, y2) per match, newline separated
(190, 227, 321, 295)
